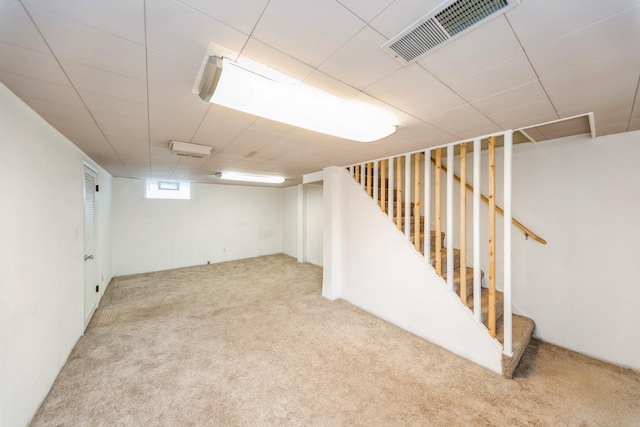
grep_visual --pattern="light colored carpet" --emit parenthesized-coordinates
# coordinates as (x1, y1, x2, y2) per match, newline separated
(31, 254, 640, 426)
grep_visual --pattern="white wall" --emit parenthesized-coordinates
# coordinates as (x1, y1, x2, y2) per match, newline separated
(304, 183, 324, 266)
(508, 131, 640, 370)
(323, 167, 502, 374)
(282, 186, 298, 258)
(112, 178, 284, 276)
(0, 83, 113, 427)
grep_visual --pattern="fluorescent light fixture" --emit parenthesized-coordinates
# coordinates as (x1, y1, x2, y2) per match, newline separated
(214, 172, 285, 184)
(197, 56, 397, 142)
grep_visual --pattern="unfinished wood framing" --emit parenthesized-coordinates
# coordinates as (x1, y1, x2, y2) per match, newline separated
(413, 153, 421, 251)
(366, 163, 373, 197)
(488, 136, 496, 338)
(354, 165, 361, 184)
(395, 156, 402, 230)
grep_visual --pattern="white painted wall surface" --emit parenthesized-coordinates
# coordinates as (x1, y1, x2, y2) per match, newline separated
(112, 178, 284, 276)
(508, 132, 640, 370)
(0, 83, 113, 427)
(282, 186, 298, 258)
(304, 183, 324, 266)
(323, 167, 502, 374)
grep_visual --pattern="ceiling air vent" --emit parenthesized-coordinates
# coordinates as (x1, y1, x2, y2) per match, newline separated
(382, 0, 520, 65)
(169, 140, 213, 158)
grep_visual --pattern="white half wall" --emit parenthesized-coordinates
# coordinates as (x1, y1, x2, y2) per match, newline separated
(322, 167, 502, 374)
(112, 178, 284, 276)
(0, 83, 113, 427)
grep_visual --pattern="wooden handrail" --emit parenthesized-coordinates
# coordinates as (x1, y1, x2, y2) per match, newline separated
(429, 155, 547, 245)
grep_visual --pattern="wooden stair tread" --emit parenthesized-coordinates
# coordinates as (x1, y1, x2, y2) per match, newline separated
(441, 267, 480, 299)
(468, 288, 504, 325)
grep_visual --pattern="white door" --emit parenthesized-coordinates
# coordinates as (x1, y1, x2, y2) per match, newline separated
(83, 165, 97, 327)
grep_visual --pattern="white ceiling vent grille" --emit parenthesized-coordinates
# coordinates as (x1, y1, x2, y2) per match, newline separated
(382, 0, 519, 65)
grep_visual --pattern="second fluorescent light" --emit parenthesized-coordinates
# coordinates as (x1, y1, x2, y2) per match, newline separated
(215, 172, 285, 184)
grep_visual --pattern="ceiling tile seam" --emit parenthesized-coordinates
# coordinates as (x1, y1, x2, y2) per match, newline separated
(174, 0, 253, 41)
(519, 4, 640, 53)
(19, 1, 132, 177)
(205, 116, 261, 164)
(20, 1, 146, 47)
(625, 74, 640, 132)
(143, 0, 153, 180)
(503, 14, 560, 120)
(236, 0, 272, 58)
(304, 21, 368, 77)
(0, 38, 51, 57)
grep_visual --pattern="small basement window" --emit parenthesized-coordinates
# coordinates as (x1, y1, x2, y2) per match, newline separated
(145, 180, 191, 200)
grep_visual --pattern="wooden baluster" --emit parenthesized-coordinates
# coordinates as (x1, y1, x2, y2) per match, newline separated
(395, 156, 402, 230)
(413, 153, 421, 252)
(366, 162, 373, 197)
(380, 160, 387, 213)
(488, 136, 496, 338)
(435, 148, 442, 275)
(460, 142, 467, 306)
(355, 164, 360, 184)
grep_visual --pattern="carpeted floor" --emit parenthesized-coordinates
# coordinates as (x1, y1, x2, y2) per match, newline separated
(30, 254, 640, 426)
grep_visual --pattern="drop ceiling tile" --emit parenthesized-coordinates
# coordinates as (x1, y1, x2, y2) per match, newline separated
(541, 48, 640, 117)
(79, 90, 147, 120)
(191, 105, 257, 150)
(145, 0, 247, 65)
(507, 0, 640, 50)
(418, 16, 523, 85)
(0, 42, 69, 85)
(401, 87, 467, 121)
(424, 104, 501, 139)
(251, 0, 365, 68)
(23, 0, 145, 43)
(101, 125, 149, 149)
(177, 0, 269, 34)
(148, 101, 208, 148)
(27, 7, 146, 79)
(61, 60, 147, 103)
(369, 0, 442, 39)
(337, 0, 394, 23)
(450, 55, 538, 103)
(486, 99, 558, 130)
(318, 26, 402, 90)
(20, 95, 93, 123)
(365, 63, 445, 108)
(219, 129, 278, 156)
(40, 114, 106, 143)
(92, 110, 149, 134)
(527, 6, 640, 78)
(472, 81, 549, 116)
(0, 0, 49, 53)
(0, 71, 81, 106)
(240, 38, 315, 81)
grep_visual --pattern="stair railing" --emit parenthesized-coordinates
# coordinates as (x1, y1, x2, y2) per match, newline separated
(346, 130, 545, 357)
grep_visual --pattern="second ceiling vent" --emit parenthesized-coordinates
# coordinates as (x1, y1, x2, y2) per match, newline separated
(382, 0, 520, 65)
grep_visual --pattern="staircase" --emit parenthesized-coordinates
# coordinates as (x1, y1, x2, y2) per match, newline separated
(347, 132, 538, 378)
